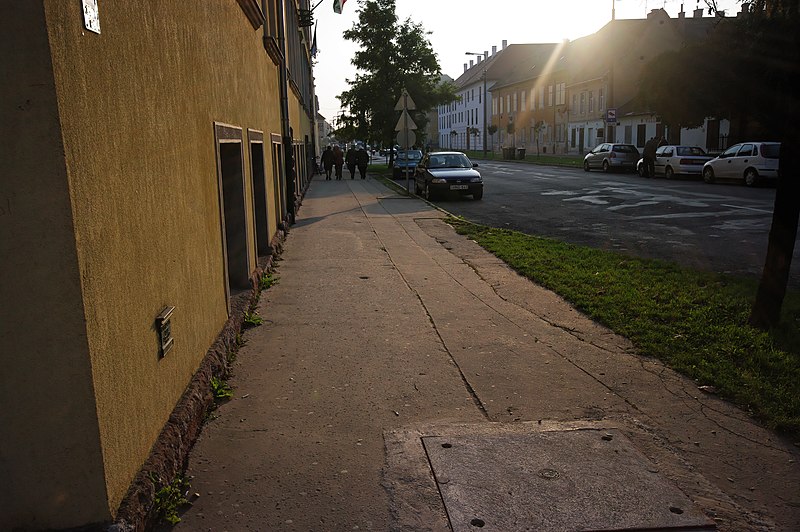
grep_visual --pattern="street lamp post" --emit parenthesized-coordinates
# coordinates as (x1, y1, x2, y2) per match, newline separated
(465, 52, 488, 159)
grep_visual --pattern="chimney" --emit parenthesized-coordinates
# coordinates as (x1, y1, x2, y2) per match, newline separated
(693, 7, 703, 18)
(484, 50, 489, 60)
(502, 39, 508, 49)
(477, 56, 482, 63)
(492, 45, 497, 55)
(464, 63, 468, 73)
(470, 60, 474, 68)
(678, 3, 685, 18)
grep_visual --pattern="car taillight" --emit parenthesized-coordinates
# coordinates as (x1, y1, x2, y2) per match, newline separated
(680, 159, 698, 165)
(609, 152, 616, 158)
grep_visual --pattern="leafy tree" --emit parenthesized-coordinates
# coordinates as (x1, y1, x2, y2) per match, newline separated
(532, 121, 546, 156)
(640, 0, 799, 329)
(487, 124, 498, 153)
(744, 0, 800, 329)
(506, 120, 516, 147)
(338, 0, 457, 162)
(466, 127, 479, 150)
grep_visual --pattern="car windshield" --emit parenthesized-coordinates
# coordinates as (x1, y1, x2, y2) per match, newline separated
(397, 150, 422, 161)
(428, 153, 472, 168)
(676, 147, 707, 156)
(762, 144, 781, 158)
(612, 145, 637, 153)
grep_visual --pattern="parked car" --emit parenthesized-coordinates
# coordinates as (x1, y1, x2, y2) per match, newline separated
(413, 151, 483, 200)
(583, 143, 640, 172)
(393, 149, 423, 178)
(702, 142, 781, 186)
(636, 145, 713, 178)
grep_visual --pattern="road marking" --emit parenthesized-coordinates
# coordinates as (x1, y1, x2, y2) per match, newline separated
(607, 201, 660, 211)
(563, 196, 609, 205)
(541, 190, 579, 196)
(720, 203, 772, 214)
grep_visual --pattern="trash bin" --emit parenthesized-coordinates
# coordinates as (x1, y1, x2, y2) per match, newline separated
(516, 148, 526, 160)
(502, 147, 514, 159)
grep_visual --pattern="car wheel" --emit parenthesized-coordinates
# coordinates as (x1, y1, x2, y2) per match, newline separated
(583, 160, 590, 172)
(703, 167, 715, 184)
(602, 160, 610, 173)
(473, 189, 483, 200)
(664, 166, 674, 180)
(637, 164, 645, 177)
(744, 168, 758, 187)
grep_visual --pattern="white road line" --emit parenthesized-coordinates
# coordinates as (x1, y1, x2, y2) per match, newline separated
(720, 203, 773, 214)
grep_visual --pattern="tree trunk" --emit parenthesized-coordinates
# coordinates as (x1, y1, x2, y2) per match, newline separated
(749, 139, 800, 329)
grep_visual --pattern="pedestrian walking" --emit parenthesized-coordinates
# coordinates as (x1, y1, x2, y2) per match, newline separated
(345, 145, 357, 179)
(643, 137, 658, 178)
(356, 145, 369, 179)
(333, 145, 344, 180)
(321, 146, 334, 180)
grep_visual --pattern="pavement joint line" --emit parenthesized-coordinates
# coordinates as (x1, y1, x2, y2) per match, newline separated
(351, 184, 492, 421)
(381, 197, 662, 426)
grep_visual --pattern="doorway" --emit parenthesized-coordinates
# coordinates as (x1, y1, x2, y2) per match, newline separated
(215, 124, 250, 300)
(249, 132, 269, 257)
(271, 136, 285, 230)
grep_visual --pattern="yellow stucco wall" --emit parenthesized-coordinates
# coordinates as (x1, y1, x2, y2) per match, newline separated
(0, 3, 109, 528)
(4, 2, 285, 526)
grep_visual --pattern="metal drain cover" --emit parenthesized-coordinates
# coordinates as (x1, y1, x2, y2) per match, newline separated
(422, 429, 715, 531)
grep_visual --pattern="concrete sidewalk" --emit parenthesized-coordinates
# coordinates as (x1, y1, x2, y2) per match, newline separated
(176, 175, 799, 531)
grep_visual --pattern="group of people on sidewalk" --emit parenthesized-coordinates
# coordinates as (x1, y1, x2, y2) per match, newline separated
(321, 144, 369, 180)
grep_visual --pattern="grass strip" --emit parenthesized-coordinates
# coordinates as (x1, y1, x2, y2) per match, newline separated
(447, 217, 800, 436)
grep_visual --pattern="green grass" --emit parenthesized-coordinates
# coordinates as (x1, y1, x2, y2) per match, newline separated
(210, 376, 234, 401)
(447, 217, 800, 436)
(150, 473, 190, 525)
(368, 163, 412, 195)
(243, 310, 263, 327)
(259, 272, 279, 291)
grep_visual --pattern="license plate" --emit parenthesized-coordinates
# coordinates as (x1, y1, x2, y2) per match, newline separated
(450, 184, 469, 190)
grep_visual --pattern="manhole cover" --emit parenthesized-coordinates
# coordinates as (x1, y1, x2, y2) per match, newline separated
(422, 429, 715, 531)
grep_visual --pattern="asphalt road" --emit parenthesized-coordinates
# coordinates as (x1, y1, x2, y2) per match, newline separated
(425, 159, 800, 285)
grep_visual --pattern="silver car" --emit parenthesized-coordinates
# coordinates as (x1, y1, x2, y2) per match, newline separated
(637, 145, 712, 179)
(702, 142, 781, 186)
(583, 143, 640, 173)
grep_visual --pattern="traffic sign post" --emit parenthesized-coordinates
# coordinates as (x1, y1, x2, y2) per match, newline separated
(395, 89, 417, 193)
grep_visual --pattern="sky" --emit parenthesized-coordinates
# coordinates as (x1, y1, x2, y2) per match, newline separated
(312, 0, 742, 122)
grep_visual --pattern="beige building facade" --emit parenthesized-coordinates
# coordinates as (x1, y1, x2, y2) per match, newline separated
(1, 1, 315, 529)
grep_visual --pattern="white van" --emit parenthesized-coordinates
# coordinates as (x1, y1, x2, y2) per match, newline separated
(702, 142, 780, 186)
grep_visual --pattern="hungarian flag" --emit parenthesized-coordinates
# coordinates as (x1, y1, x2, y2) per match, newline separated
(333, 0, 347, 14)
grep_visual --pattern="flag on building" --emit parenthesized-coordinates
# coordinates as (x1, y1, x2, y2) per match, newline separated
(333, 0, 347, 14)
(311, 22, 318, 58)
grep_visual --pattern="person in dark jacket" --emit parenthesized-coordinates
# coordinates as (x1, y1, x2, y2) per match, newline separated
(356, 145, 369, 179)
(333, 145, 344, 180)
(643, 137, 658, 178)
(345, 145, 357, 179)
(321, 146, 334, 180)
